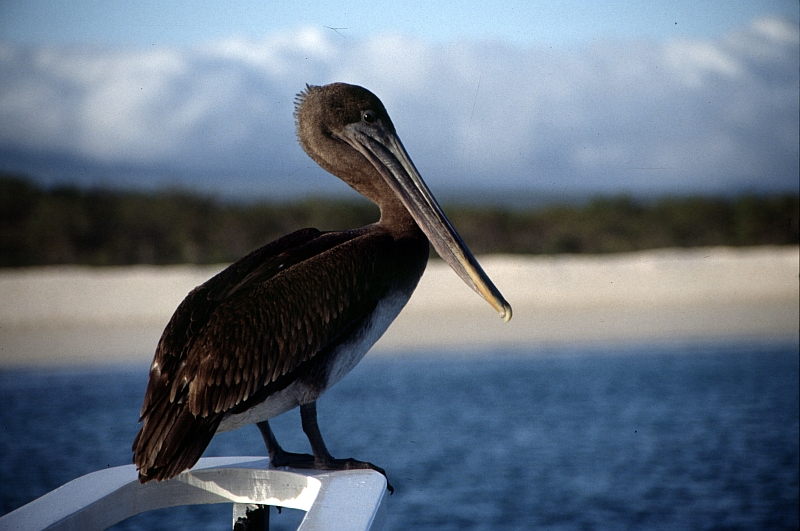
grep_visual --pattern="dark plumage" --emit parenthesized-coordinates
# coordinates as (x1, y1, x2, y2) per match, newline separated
(132, 83, 510, 487)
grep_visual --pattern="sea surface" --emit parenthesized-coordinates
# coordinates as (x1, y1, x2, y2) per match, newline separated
(1, 341, 798, 530)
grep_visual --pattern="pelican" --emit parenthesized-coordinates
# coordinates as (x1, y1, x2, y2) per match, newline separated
(132, 83, 512, 489)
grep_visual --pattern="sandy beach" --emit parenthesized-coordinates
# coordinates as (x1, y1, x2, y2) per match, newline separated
(1, 246, 797, 367)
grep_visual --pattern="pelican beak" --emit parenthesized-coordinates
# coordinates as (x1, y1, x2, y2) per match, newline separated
(336, 122, 512, 322)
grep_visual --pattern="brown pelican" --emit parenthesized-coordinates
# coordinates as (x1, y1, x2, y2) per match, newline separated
(132, 83, 512, 489)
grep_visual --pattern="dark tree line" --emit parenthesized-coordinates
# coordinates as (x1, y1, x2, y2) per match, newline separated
(1, 174, 797, 267)
(445, 194, 799, 255)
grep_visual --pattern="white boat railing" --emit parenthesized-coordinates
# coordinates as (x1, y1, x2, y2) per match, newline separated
(0, 456, 387, 531)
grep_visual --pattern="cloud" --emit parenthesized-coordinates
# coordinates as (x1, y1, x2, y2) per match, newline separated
(0, 15, 797, 199)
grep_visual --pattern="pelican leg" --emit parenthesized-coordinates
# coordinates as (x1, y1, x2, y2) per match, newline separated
(256, 421, 314, 467)
(300, 402, 394, 493)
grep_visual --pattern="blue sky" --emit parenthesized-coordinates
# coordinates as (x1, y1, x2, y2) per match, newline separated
(1, 0, 796, 46)
(0, 1, 797, 200)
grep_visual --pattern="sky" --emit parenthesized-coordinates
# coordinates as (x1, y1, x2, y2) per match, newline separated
(0, 1, 798, 201)
(1, 0, 795, 47)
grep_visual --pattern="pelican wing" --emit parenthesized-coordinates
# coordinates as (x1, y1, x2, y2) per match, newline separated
(185, 229, 399, 417)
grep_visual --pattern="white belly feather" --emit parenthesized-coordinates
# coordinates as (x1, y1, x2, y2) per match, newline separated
(217, 291, 409, 432)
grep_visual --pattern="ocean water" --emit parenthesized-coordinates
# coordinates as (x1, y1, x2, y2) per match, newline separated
(1, 341, 797, 530)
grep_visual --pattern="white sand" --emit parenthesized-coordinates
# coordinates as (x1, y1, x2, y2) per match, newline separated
(1, 246, 797, 367)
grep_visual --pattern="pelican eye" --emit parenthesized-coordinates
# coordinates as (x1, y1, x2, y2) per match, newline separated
(362, 110, 377, 124)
